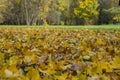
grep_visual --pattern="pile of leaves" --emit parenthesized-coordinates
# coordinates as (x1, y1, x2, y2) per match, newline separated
(0, 28, 120, 80)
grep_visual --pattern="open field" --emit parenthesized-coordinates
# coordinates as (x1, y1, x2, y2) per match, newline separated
(0, 28, 120, 80)
(0, 25, 120, 30)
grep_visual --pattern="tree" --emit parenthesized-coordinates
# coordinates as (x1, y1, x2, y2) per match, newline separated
(119, 0, 120, 6)
(4, 0, 25, 25)
(39, 0, 51, 25)
(46, 0, 74, 25)
(0, 0, 7, 23)
(44, 0, 77, 25)
(98, 0, 119, 24)
(45, 0, 62, 25)
(74, 0, 99, 25)
(59, 0, 80, 25)
(24, 0, 41, 25)
(104, 7, 120, 24)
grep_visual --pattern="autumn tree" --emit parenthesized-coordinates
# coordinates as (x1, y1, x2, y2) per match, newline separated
(46, 0, 75, 25)
(0, 0, 119, 25)
(59, 0, 80, 25)
(74, 0, 99, 25)
(0, 0, 8, 23)
(39, 0, 51, 25)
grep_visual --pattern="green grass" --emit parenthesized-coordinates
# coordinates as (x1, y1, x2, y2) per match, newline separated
(0, 25, 120, 30)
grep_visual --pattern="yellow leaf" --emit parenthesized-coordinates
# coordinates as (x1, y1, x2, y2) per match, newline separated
(112, 56, 120, 69)
(26, 68, 41, 80)
(4, 68, 19, 78)
(72, 76, 78, 80)
(14, 42, 21, 49)
(55, 72, 68, 80)
(79, 74, 86, 80)
(96, 62, 112, 73)
(0, 53, 4, 60)
(44, 68, 56, 75)
(42, 61, 56, 75)
(9, 56, 18, 65)
(4, 69, 13, 77)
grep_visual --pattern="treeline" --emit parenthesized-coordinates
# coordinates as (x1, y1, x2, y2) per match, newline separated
(0, 0, 120, 25)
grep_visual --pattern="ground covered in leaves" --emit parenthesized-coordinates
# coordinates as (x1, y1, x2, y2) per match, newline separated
(0, 28, 120, 80)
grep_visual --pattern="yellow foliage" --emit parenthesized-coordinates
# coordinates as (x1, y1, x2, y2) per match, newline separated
(26, 68, 41, 80)
(74, 0, 99, 24)
(0, 28, 119, 80)
(111, 56, 120, 69)
(55, 72, 68, 80)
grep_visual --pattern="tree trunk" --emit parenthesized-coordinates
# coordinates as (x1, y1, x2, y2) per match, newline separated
(24, 0, 30, 25)
(119, 0, 120, 6)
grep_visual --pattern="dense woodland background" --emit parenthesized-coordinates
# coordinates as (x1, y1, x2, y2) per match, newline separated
(0, 0, 120, 25)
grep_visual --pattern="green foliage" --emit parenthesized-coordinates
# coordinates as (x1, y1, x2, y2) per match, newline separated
(74, 0, 99, 25)
(98, 0, 120, 24)
(0, 28, 120, 80)
(104, 7, 120, 22)
(106, 7, 120, 22)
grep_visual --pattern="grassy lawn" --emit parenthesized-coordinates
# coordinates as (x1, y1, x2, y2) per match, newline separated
(0, 25, 120, 30)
